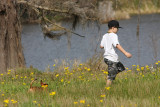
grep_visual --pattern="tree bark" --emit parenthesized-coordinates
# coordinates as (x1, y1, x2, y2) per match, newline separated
(0, 0, 25, 73)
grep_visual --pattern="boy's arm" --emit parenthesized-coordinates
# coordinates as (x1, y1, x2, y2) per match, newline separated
(116, 44, 132, 58)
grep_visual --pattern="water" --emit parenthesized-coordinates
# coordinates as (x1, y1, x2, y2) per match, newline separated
(21, 14, 160, 71)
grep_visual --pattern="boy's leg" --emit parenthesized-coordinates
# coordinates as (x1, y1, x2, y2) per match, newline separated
(106, 79, 112, 86)
(104, 59, 118, 86)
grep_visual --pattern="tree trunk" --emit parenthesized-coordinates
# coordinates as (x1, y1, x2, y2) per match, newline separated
(0, 0, 25, 73)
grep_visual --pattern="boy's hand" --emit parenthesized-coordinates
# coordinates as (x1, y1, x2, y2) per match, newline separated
(116, 44, 132, 58)
(100, 46, 104, 49)
(125, 52, 132, 58)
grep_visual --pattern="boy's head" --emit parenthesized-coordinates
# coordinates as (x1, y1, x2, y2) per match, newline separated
(108, 20, 122, 29)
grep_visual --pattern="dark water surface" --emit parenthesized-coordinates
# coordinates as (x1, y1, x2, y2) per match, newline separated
(22, 14, 160, 71)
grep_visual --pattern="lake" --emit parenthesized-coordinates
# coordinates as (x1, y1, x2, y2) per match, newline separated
(21, 14, 160, 71)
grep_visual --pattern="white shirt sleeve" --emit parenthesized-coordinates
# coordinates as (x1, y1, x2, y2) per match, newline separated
(100, 36, 105, 47)
(112, 34, 120, 47)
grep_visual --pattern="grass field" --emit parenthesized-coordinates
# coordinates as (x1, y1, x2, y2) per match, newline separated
(0, 60, 160, 107)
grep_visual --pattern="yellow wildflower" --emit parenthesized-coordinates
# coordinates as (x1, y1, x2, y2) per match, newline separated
(1, 74, 3, 76)
(146, 68, 150, 70)
(78, 76, 82, 79)
(70, 73, 73, 75)
(11, 99, 17, 104)
(42, 85, 48, 88)
(155, 62, 158, 65)
(56, 74, 59, 77)
(49, 92, 56, 96)
(23, 83, 26, 85)
(67, 81, 70, 84)
(141, 67, 144, 70)
(80, 100, 85, 104)
(103, 71, 108, 75)
(87, 68, 91, 71)
(100, 100, 103, 103)
(65, 67, 69, 70)
(7, 72, 10, 75)
(61, 79, 64, 82)
(74, 102, 78, 104)
(2, 94, 4, 96)
(79, 64, 83, 66)
(101, 94, 106, 98)
(105, 87, 111, 90)
(53, 64, 56, 67)
(8, 70, 11, 72)
(4, 99, 9, 103)
(65, 72, 68, 75)
(33, 101, 37, 103)
(84, 67, 87, 70)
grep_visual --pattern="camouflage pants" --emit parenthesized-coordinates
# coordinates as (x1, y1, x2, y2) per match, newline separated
(104, 58, 119, 81)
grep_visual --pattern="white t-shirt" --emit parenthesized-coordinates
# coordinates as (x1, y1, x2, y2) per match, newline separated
(100, 33, 120, 62)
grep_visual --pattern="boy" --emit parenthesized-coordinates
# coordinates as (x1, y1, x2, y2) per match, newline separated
(100, 20, 132, 86)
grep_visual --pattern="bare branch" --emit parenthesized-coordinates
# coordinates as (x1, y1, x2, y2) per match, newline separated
(43, 17, 85, 37)
(17, 0, 69, 13)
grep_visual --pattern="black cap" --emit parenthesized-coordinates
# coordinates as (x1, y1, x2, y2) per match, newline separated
(108, 20, 122, 29)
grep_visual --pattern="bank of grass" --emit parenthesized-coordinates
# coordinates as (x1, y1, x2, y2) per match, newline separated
(113, 0, 160, 20)
(113, 0, 160, 13)
(0, 60, 160, 107)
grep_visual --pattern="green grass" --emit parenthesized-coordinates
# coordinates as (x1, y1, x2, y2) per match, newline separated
(0, 60, 160, 107)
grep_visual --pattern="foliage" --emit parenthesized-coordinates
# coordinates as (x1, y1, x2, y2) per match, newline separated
(18, 0, 160, 24)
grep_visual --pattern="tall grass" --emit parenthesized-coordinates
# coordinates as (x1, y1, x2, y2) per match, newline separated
(113, 0, 160, 14)
(0, 58, 160, 107)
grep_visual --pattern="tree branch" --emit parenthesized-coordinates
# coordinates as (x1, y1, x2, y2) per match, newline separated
(43, 17, 85, 37)
(17, 0, 69, 13)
